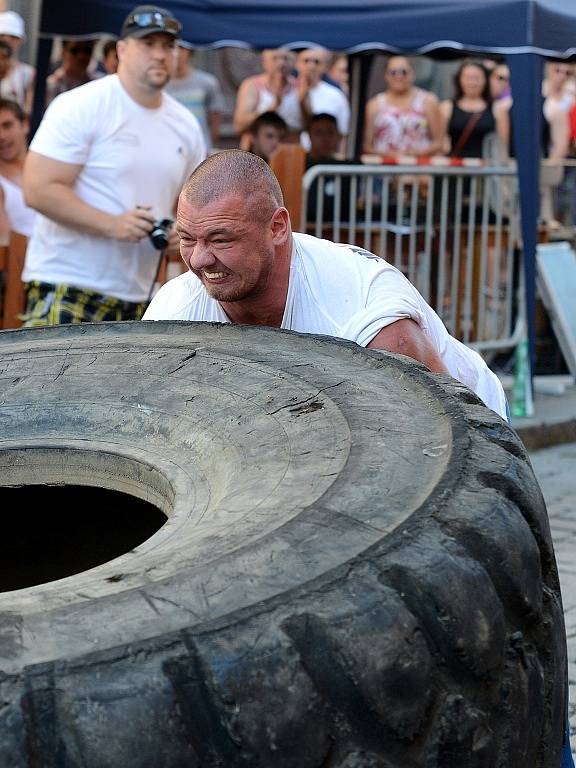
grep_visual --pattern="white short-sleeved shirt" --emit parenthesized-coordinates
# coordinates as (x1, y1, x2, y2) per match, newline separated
(307, 81, 350, 136)
(300, 80, 351, 150)
(144, 232, 507, 418)
(0, 176, 36, 237)
(23, 74, 206, 302)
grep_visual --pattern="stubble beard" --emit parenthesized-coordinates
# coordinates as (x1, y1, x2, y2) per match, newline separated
(198, 251, 273, 305)
(201, 278, 253, 304)
(144, 69, 170, 91)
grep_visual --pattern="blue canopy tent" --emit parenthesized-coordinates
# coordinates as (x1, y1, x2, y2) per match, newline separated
(34, 0, 576, 383)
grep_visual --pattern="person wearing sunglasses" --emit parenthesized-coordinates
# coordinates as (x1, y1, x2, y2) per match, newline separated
(543, 62, 576, 113)
(45, 39, 100, 107)
(440, 59, 509, 160)
(363, 56, 444, 158)
(234, 48, 302, 149)
(489, 63, 512, 101)
(21, 4, 206, 326)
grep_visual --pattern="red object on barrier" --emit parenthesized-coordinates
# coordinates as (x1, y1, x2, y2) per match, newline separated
(360, 154, 486, 167)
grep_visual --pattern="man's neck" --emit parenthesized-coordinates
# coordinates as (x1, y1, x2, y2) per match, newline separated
(302, 75, 320, 90)
(0, 153, 25, 183)
(118, 70, 163, 109)
(174, 64, 191, 79)
(63, 64, 87, 80)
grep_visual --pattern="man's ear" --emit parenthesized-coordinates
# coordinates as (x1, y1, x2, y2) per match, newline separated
(270, 206, 290, 245)
(116, 39, 127, 64)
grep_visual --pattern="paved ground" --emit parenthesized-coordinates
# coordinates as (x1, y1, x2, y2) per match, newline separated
(530, 442, 576, 757)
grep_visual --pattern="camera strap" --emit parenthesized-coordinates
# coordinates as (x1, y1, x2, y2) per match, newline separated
(146, 249, 168, 306)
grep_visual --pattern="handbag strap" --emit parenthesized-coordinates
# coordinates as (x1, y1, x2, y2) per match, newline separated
(451, 110, 483, 157)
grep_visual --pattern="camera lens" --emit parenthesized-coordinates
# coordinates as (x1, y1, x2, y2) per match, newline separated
(148, 219, 173, 251)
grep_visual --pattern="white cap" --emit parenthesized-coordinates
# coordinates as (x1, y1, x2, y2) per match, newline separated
(0, 11, 25, 39)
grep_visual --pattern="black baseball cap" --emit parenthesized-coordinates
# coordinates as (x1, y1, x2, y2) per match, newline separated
(121, 5, 182, 39)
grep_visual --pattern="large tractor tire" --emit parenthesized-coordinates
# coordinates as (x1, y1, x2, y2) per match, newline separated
(0, 321, 567, 767)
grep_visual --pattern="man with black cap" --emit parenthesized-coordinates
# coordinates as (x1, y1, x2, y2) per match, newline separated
(21, 5, 205, 325)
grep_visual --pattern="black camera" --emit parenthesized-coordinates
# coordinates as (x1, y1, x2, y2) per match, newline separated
(148, 218, 173, 251)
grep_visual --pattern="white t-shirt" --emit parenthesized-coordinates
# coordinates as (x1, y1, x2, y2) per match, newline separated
(0, 175, 36, 236)
(143, 232, 507, 418)
(23, 74, 206, 302)
(300, 80, 351, 150)
(307, 80, 350, 136)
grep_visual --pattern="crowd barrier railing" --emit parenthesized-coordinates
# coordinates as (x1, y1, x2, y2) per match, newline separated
(543, 158, 576, 228)
(301, 160, 524, 354)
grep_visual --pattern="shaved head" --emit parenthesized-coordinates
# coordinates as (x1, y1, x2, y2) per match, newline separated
(181, 150, 284, 220)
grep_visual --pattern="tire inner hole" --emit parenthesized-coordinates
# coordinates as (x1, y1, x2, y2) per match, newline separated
(0, 485, 166, 592)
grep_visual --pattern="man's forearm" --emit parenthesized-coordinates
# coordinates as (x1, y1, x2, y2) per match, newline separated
(25, 182, 116, 237)
(234, 100, 280, 134)
(299, 92, 313, 124)
(208, 112, 222, 146)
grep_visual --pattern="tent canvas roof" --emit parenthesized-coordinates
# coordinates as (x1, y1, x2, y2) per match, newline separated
(39, 0, 576, 58)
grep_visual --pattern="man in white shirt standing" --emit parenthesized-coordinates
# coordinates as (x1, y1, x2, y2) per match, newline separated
(144, 150, 507, 420)
(21, 4, 206, 326)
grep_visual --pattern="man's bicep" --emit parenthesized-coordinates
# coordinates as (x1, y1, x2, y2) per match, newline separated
(367, 318, 449, 374)
(24, 151, 83, 193)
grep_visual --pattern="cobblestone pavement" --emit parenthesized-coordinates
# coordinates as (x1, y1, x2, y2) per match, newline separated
(530, 442, 576, 756)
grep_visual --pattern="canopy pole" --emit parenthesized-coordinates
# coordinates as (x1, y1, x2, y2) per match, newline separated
(349, 53, 373, 159)
(31, 36, 53, 137)
(507, 52, 544, 395)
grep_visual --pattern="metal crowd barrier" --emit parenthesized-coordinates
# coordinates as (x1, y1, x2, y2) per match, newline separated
(301, 162, 524, 353)
(545, 158, 576, 228)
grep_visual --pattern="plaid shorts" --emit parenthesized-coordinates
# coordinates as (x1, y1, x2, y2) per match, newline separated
(21, 282, 148, 327)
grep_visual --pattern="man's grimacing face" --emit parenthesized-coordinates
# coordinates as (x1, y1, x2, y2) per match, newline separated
(176, 193, 283, 304)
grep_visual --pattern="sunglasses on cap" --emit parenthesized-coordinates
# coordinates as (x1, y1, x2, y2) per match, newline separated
(123, 11, 182, 36)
